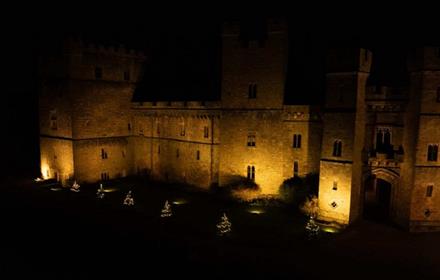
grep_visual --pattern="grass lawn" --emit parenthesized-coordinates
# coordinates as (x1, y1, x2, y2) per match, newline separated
(0, 176, 439, 279)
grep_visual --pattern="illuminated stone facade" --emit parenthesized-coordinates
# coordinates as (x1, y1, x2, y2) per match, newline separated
(39, 20, 440, 231)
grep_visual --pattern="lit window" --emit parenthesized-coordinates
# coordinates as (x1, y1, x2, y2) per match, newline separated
(426, 185, 434, 197)
(427, 145, 438, 161)
(293, 134, 302, 148)
(247, 132, 256, 147)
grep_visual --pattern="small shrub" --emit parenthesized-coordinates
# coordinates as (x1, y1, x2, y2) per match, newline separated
(220, 175, 261, 202)
(301, 195, 319, 218)
(231, 188, 261, 202)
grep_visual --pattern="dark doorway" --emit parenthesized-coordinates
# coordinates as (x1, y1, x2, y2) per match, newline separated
(363, 177, 392, 222)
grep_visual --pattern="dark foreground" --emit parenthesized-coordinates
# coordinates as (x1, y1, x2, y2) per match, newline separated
(0, 178, 439, 279)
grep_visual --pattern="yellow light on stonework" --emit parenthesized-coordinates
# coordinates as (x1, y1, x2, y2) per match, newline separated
(41, 163, 50, 179)
(103, 188, 118, 193)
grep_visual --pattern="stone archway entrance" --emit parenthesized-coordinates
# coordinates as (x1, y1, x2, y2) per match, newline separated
(363, 176, 392, 222)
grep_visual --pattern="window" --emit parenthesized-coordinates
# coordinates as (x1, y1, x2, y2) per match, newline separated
(49, 110, 57, 130)
(128, 123, 131, 131)
(332, 182, 338, 191)
(156, 122, 160, 135)
(333, 140, 342, 157)
(124, 71, 130, 81)
(376, 128, 392, 151)
(437, 87, 440, 102)
(176, 149, 179, 158)
(204, 126, 209, 138)
(247, 165, 255, 181)
(426, 185, 434, 197)
(196, 150, 200, 160)
(158, 145, 160, 155)
(428, 145, 438, 161)
(293, 134, 302, 148)
(101, 149, 108, 159)
(180, 122, 185, 136)
(338, 85, 344, 102)
(248, 83, 257, 99)
(101, 172, 109, 181)
(293, 161, 299, 177)
(95, 67, 102, 79)
(247, 132, 256, 147)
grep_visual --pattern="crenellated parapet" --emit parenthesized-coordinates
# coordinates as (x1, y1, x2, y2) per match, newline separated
(63, 36, 147, 60)
(282, 105, 321, 122)
(131, 100, 221, 109)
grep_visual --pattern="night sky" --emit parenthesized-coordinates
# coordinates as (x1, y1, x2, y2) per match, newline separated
(3, 6, 439, 177)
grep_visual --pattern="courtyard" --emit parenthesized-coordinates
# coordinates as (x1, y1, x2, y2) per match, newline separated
(0, 177, 439, 279)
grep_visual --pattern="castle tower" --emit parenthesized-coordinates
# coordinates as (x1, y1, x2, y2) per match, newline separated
(405, 47, 440, 231)
(218, 18, 289, 194)
(318, 48, 372, 224)
(221, 18, 287, 109)
(39, 37, 146, 184)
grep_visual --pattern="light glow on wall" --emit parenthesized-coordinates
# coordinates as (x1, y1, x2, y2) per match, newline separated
(41, 162, 50, 180)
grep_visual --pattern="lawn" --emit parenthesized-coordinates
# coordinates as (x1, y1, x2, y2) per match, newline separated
(0, 177, 439, 279)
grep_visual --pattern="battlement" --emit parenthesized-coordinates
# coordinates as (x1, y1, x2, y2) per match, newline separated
(326, 48, 372, 73)
(131, 100, 221, 109)
(64, 36, 147, 60)
(222, 18, 287, 37)
(365, 85, 407, 99)
(283, 105, 321, 121)
(407, 47, 440, 72)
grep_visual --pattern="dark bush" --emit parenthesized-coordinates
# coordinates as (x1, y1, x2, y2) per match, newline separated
(279, 173, 319, 207)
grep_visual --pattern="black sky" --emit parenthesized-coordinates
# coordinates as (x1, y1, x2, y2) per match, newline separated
(3, 5, 440, 176)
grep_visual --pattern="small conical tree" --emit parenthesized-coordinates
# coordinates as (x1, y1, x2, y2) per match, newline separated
(160, 200, 172, 217)
(123, 191, 134, 206)
(216, 213, 232, 236)
(305, 215, 320, 238)
(70, 181, 80, 192)
(96, 183, 105, 199)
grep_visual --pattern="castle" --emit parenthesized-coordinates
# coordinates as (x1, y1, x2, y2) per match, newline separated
(39, 19, 440, 232)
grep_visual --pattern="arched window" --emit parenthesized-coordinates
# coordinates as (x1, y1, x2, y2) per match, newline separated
(293, 161, 299, 177)
(376, 130, 383, 149)
(384, 130, 391, 146)
(437, 87, 440, 102)
(248, 83, 257, 99)
(247, 166, 255, 181)
(428, 145, 438, 161)
(333, 140, 342, 157)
